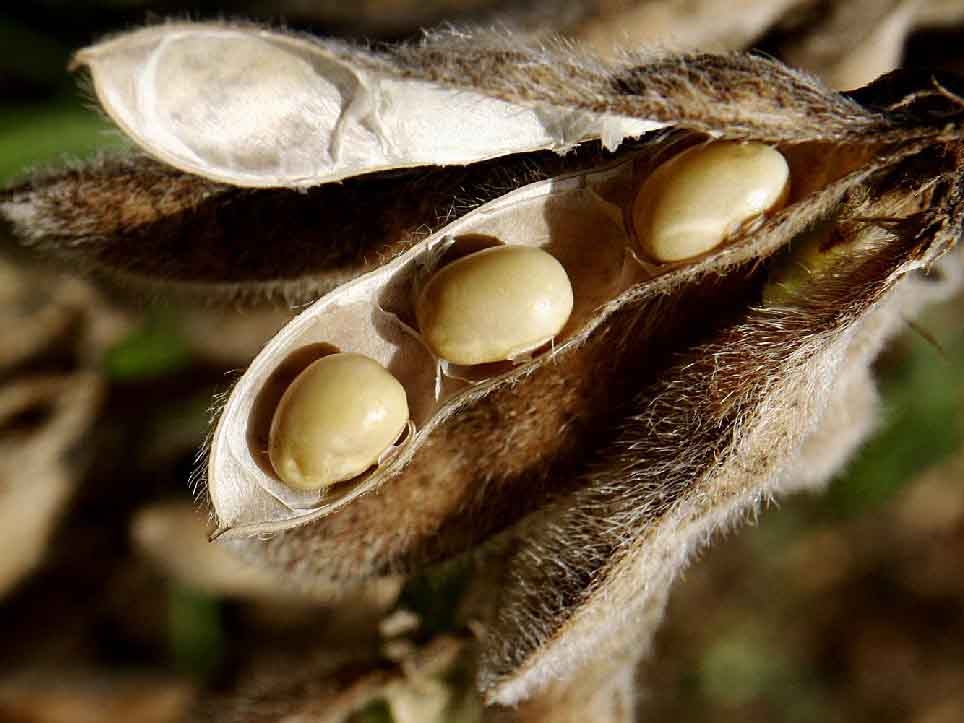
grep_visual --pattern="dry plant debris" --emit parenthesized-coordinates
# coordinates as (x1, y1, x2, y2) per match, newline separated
(0, 255, 117, 598)
(0, 671, 194, 723)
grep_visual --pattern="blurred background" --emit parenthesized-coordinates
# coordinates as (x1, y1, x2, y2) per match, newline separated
(1, 2, 963, 722)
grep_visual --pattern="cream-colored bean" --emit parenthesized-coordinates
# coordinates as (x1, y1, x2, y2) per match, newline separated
(416, 245, 574, 365)
(268, 352, 409, 491)
(633, 141, 790, 263)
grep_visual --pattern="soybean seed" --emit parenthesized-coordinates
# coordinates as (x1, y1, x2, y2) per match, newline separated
(416, 245, 574, 365)
(633, 141, 790, 263)
(268, 352, 409, 491)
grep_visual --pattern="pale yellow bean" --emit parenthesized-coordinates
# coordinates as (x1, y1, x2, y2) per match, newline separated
(268, 352, 409, 491)
(633, 141, 790, 263)
(416, 245, 574, 365)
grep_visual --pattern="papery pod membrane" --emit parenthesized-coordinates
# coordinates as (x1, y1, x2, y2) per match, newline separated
(69, 22, 952, 191)
(73, 23, 662, 188)
(476, 148, 964, 704)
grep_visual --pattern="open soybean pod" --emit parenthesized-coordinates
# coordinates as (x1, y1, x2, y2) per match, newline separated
(205, 55, 959, 712)
(6, 22, 964, 715)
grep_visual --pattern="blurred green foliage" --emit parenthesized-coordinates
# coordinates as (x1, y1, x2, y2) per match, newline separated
(355, 701, 395, 723)
(168, 583, 225, 680)
(102, 312, 192, 380)
(825, 326, 964, 516)
(0, 11, 125, 185)
(398, 556, 473, 638)
(0, 98, 123, 185)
